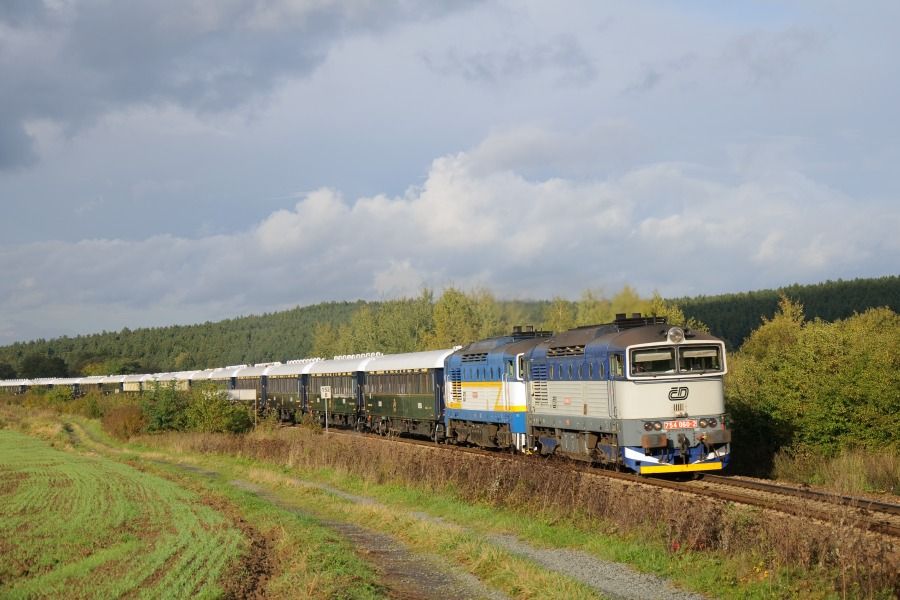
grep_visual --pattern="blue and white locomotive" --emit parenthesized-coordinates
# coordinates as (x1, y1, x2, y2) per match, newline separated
(522, 314, 730, 474)
(444, 326, 549, 450)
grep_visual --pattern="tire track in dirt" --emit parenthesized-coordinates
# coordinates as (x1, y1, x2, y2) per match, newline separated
(165, 462, 505, 600)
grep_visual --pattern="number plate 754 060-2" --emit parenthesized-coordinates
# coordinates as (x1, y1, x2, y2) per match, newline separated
(664, 419, 697, 430)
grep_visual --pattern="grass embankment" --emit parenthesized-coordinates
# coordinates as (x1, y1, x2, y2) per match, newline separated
(0, 408, 384, 599)
(771, 449, 900, 495)
(140, 427, 899, 599)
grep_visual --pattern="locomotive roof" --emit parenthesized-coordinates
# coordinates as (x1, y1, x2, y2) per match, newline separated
(454, 329, 552, 359)
(532, 315, 724, 357)
(609, 325, 722, 348)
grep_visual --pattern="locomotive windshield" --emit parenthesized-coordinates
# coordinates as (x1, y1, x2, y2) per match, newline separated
(679, 346, 722, 372)
(631, 349, 675, 375)
(630, 345, 723, 377)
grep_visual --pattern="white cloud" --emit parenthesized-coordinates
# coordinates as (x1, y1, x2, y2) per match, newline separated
(2, 125, 897, 344)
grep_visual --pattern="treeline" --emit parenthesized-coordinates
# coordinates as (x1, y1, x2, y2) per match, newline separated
(0, 286, 689, 377)
(309, 287, 693, 358)
(0, 276, 896, 378)
(674, 275, 900, 349)
(0, 300, 366, 378)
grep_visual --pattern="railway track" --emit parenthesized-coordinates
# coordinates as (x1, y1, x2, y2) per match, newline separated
(326, 429, 900, 537)
(700, 474, 900, 517)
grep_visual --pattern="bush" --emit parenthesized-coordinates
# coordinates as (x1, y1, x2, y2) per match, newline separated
(102, 405, 147, 439)
(141, 383, 188, 432)
(185, 386, 253, 434)
(773, 448, 900, 495)
(47, 386, 74, 404)
(726, 299, 900, 473)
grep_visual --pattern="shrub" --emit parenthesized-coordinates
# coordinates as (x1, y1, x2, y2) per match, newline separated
(185, 386, 253, 434)
(102, 405, 147, 439)
(726, 299, 900, 473)
(141, 383, 188, 432)
(47, 386, 75, 404)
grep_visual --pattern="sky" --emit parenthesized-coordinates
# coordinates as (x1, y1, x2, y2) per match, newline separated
(1, 0, 898, 345)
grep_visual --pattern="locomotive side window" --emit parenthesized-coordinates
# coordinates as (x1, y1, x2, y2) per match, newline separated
(631, 348, 676, 376)
(611, 354, 624, 377)
(679, 346, 722, 372)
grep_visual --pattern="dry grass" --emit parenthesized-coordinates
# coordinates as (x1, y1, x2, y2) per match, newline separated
(773, 448, 900, 495)
(137, 428, 900, 598)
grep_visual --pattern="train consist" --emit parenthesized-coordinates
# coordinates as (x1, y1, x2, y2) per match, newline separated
(0, 314, 731, 474)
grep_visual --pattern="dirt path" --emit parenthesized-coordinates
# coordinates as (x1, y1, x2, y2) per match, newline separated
(166, 461, 505, 600)
(230, 470, 705, 600)
(231, 479, 507, 600)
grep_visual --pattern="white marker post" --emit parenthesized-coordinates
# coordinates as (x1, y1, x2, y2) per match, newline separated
(321, 385, 332, 433)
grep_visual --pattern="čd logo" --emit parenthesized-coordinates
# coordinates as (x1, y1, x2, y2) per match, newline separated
(668, 387, 689, 401)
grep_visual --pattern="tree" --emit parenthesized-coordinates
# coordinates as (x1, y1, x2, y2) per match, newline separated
(645, 292, 708, 331)
(20, 353, 68, 378)
(726, 300, 900, 467)
(427, 288, 481, 348)
(576, 289, 611, 326)
(542, 297, 576, 333)
(141, 383, 188, 432)
(0, 362, 16, 379)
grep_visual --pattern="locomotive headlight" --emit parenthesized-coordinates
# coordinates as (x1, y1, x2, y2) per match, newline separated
(653, 421, 663, 431)
(643, 422, 653, 431)
(667, 327, 685, 344)
(708, 417, 717, 428)
(698, 418, 708, 428)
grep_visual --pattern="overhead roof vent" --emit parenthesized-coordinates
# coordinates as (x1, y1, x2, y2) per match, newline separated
(614, 313, 668, 330)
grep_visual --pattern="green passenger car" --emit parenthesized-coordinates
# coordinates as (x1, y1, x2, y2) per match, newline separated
(306, 354, 382, 429)
(362, 349, 458, 440)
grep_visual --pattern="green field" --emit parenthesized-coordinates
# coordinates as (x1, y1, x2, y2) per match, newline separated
(0, 429, 246, 599)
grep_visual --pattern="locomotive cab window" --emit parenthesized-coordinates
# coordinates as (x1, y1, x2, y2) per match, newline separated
(630, 348, 675, 376)
(678, 346, 722, 372)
